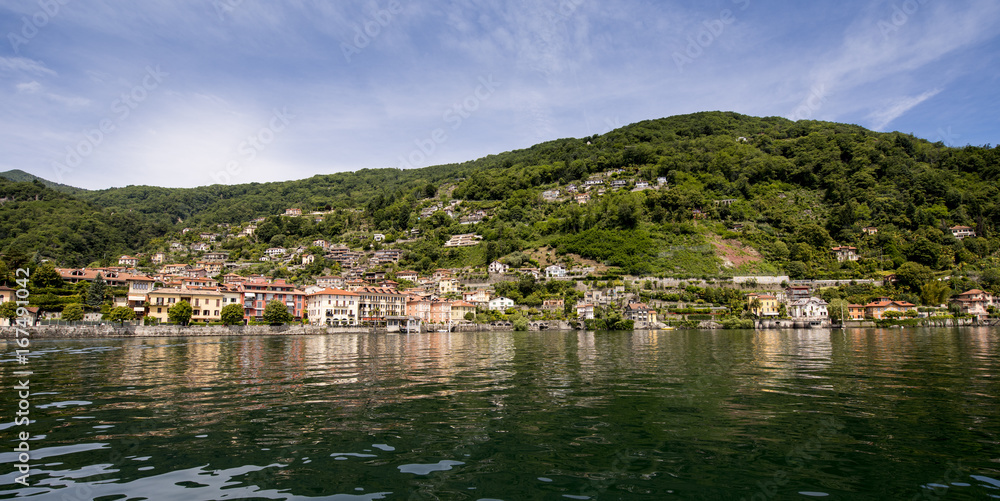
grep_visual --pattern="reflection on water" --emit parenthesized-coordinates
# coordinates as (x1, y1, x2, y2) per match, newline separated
(0, 328, 998, 499)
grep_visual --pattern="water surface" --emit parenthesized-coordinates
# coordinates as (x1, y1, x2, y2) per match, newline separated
(1, 328, 998, 499)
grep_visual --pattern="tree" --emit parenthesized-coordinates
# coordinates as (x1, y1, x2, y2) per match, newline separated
(87, 274, 108, 307)
(168, 300, 193, 326)
(221, 303, 245, 325)
(62, 303, 85, 322)
(827, 298, 849, 322)
(107, 306, 136, 324)
(32, 262, 65, 288)
(464, 312, 475, 321)
(920, 280, 951, 306)
(895, 261, 933, 294)
(0, 302, 17, 322)
(263, 300, 294, 325)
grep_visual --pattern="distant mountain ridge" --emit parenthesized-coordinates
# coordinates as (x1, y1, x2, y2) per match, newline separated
(0, 169, 88, 195)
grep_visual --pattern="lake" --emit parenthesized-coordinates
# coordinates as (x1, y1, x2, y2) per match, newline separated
(1, 328, 999, 500)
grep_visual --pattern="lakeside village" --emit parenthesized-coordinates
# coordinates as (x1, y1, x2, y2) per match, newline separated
(1, 204, 997, 332)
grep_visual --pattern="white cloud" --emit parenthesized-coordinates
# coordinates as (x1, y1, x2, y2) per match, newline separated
(16, 81, 41, 93)
(0, 56, 57, 76)
(867, 88, 943, 130)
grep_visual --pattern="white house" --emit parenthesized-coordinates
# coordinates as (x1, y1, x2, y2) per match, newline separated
(545, 265, 567, 278)
(788, 297, 829, 319)
(950, 226, 976, 239)
(306, 288, 359, 326)
(118, 255, 139, 267)
(576, 303, 595, 320)
(266, 247, 287, 257)
(373, 233, 386, 242)
(488, 261, 509, 274)
(488, 297, 515, 311)
(302, 254, 315, 265)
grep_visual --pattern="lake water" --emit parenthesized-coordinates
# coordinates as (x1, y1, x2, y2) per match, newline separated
(1, 328, 999, 500)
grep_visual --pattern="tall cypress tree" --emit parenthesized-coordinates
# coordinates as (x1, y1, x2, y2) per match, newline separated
(87, 273, 107, 307)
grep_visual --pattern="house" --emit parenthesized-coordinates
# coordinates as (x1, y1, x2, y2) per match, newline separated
(584, 179, 604, 187)
(463, 289, 491, 305)
(240, 278, 306, 321)
(950, 289, 994, 319)
(204, 252, 229, 262)
(371, 249, 403, 266)
(545, 265, 567, 278)
(950, 226, 976, 239)
(285, 208, 302, 216)
(542, 299, 564, 311)
(574, 193, 590, 204)
(373, 233, 385, 242)
(610, 179, 628, 190)
(714, 199, 736, 207)
(432, 269, 454, 281)
(265, 247, 286, 257)
(315, 276, 345, 289)
(199, 232, 218, 241)
(786, 286, 812, 301)
(831, 246, 859, 262)
(438, 278, 462, 295)
(312, 239, 330, 249)
(151, 252, 166, 264)
(624, 302, 657, 323)
(633, 180, 650, 190)
(863, 297, 917, 319)
(126, 276, 155, 317)
(147, 287, 225, 324)
(576, 303, 595, 320)
(488, 261, 509, 275)
(847, 304, 866, 320)
(191, 243, 210, 252)
(118, 255, 139, 267)
(747, 293, 779, 317)
(862, 226, 878, 236)
(354, 287, 408, 325)
(443, 233, 482, 247)
(238, 225, 256, 238)
(306, 288, 359, 326)
(302, 254, 315, 265)
(451, 301, 477, 321)
(788, 297, 828, 319)
(489, 297, 515, 311)
(396, 270, 419, 282)
(656, 177, 668, 187)
(542, 189, 561, 201)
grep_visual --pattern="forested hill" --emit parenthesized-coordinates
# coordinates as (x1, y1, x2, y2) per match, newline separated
(2, 111, 999, 283)
(0, 169, 88, 196)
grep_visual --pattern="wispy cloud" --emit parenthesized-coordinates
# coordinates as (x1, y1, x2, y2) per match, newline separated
(868, 88, 942, 130)
(0, 1, 998, 189)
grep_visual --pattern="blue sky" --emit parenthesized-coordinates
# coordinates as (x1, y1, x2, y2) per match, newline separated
(1, 0, 998, 190)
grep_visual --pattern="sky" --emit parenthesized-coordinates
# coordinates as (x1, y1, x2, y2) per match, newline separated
(0, 0, 998, 190)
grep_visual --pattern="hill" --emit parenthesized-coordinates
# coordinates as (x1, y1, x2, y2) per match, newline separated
(2, 111, 999, 289)
(0, 169, 89, 196)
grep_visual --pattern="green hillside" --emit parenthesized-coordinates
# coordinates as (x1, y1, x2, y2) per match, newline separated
(2, 112, 999, 290)
(0, 169, 89, 196)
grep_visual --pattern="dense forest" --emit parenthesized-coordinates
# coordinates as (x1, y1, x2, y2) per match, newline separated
(2, 112, 999, 290)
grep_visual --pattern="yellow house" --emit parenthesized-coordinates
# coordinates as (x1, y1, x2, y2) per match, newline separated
(438, 278, 461, 295)
(450, 301, 477, 321)
(148, 287, 225, 323)
(747, 293, 779, 317)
